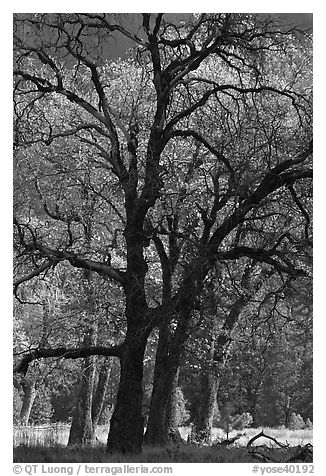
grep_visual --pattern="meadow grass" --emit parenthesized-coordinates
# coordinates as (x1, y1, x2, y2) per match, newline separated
(179, 426, 313, 448)
(13, 424, 313, 463)
(14, 424, 313, 448)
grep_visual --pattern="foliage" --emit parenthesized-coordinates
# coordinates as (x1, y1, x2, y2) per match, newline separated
(216, 402, 253, 439)
(29, 393, 54, 425)
(288, 412, 306, 431)
(305, 418, 313, 429)
(13, 387, 22, 424)
(174, 387, 190, 426)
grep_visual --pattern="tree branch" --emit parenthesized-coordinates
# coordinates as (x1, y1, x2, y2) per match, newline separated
(13, 260, 58, 292)
(217, 246, 308, 278)
(168, 128, 234, 177)
(14, 241, 126, 286)
(14, 344, 123, 375)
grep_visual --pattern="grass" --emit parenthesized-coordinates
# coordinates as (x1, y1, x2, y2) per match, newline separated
(13, 424, 313, 463)
(179, 426, 313, 448)
(13, 423, 71, 447)
(12, 444, 285, 463)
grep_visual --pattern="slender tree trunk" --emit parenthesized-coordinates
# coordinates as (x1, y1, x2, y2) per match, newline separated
(68, 204, 99, 446)
(19, 379, 37, 425)
(193, 313, 218, 444)
(250, 401, 259, 428)
(92, 359, 113, 430)
(194, 370, 218, 443)
(284, 396, 292, 427)
(68, 334, 96, 445)
(166, 368, 185, 443)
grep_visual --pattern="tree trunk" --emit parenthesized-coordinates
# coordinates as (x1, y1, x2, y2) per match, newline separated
(106, 217, 150, 454)
(106, 334, 147, 454)
(68, 331, 97, 445)
(194, 312, 218, 444)
(19, 379, 37, 425)
(166, 368, 185, 444)
(145, 320, 185, 446)
(92, 359, 113, 430)
(194, 370, 218, 443)
(68, 351, 96, 445)
(145, 361, 180, 446)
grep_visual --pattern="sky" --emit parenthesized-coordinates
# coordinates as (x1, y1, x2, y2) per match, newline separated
(99, 13, 313, 60)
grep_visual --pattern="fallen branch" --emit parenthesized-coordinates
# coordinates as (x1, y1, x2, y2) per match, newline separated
(247, 431, 289, 448)
(216, 433, 243, 446)
(286, 444, 313, 463)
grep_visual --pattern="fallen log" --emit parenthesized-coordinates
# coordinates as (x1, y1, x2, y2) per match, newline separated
(247, 431, 289, 448)
(249, 450, 277, 463)
(216, 433, 243, 446)
(286, 444, 313, 463)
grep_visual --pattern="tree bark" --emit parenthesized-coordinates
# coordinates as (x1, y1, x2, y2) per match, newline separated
(193, 370, 218, 443)
(106, 210, 151, 454)
(166, 368, 185, 444)
(145, 358, 181, 446)
(92, 359, 113, 430)
(193, 310, 218, 443)
(106, 334, 147, 453)
(19, 379, 37, 425)
(68, 332, 97, 446)
(68, 352, 96, 445)
(145, 320, 186, 446)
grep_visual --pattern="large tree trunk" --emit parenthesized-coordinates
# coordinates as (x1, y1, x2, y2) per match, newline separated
(107, 333, 147, 454)
(19, 379, 37, 425)
(106, 214, 150, 454)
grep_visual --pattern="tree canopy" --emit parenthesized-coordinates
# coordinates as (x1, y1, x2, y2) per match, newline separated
(13, 13, 312, 454)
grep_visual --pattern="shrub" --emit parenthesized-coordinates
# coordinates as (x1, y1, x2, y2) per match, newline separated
(233, 412, 253, 430)
(288, 412, 305, 430)
(217, 402, 252, 439)
(305, 418, 313, 429)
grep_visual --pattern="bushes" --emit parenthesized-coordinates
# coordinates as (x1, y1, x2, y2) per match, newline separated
(288, 413, 313, 430)
(216, 403, 253, 439)
(305, 418, 313, 429)
(288, 412, 306, 430)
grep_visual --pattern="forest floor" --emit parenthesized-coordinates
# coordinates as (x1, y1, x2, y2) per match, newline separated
(13, 426, 313, 463)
